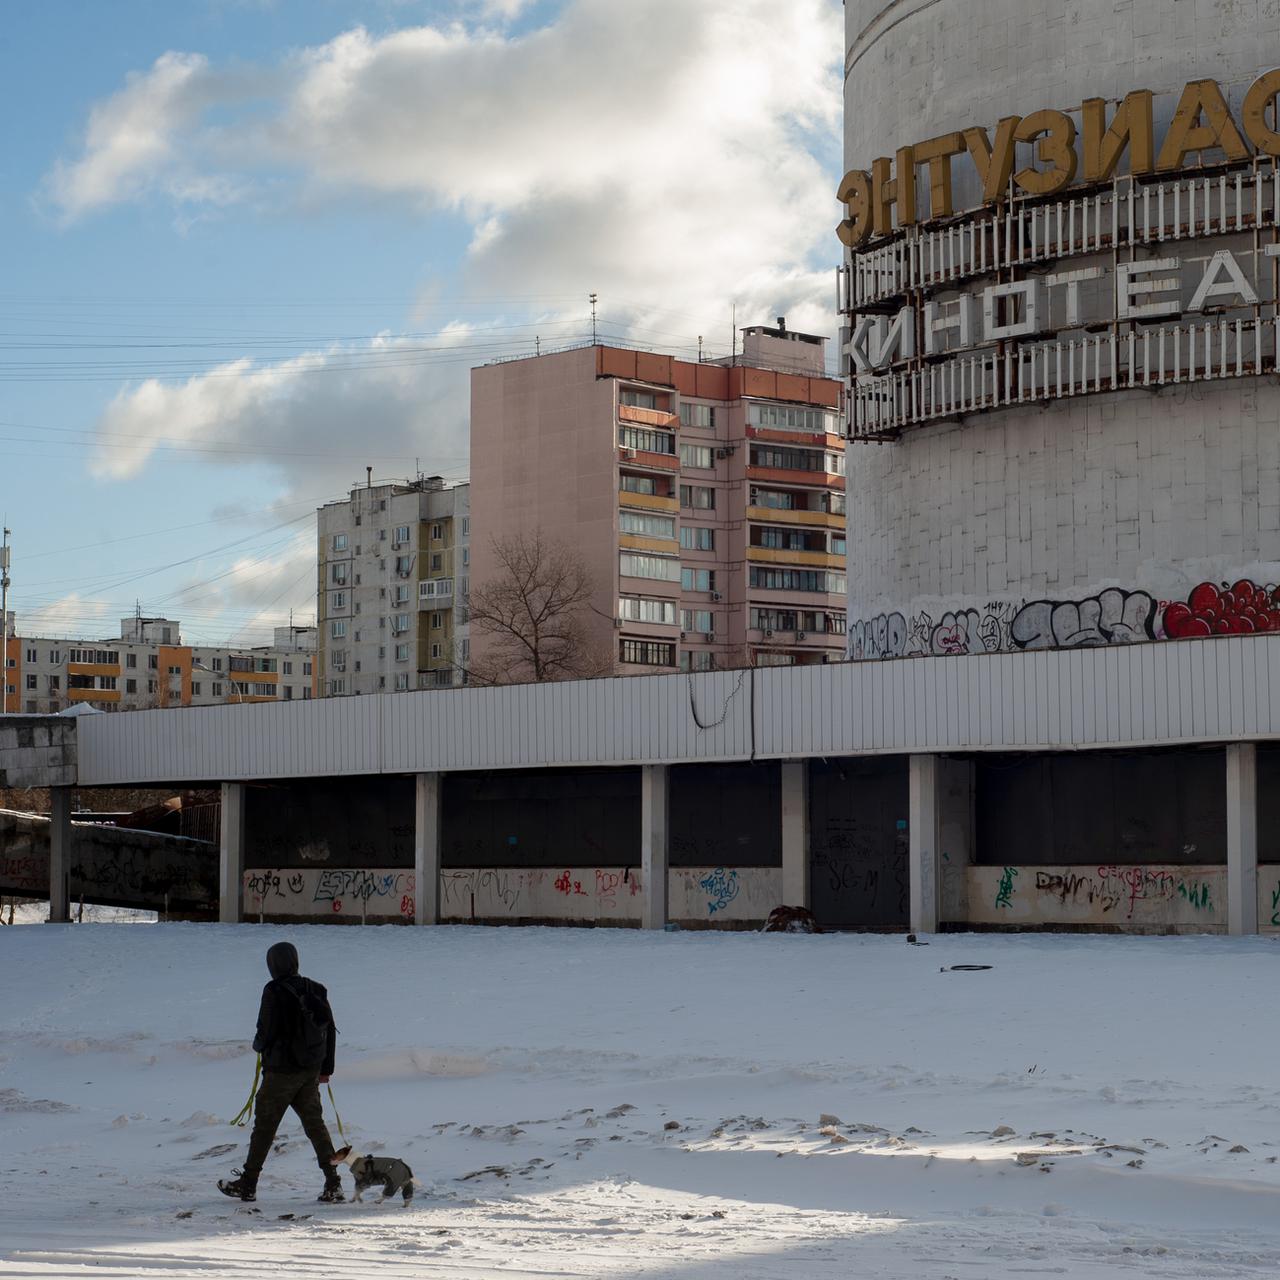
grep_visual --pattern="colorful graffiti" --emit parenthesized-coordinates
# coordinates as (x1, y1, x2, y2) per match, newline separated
(849, 579, 1280, 660)
(243, 867, 416, 917)
(699, 867, 740, 915)
(994, 866, 1018, 909)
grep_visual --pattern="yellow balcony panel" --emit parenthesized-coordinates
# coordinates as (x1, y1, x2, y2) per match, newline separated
(747, 547, 843, 568)
(746, 506, 844, 529)
(619, 532, 679, 554)
(620, 491, 679, 513)
(67, 662, 120, 678)
(67, 687, 121, 703)
(619, 404, 678, 428)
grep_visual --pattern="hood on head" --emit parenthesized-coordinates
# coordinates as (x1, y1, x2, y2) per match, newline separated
(266, 941, 299, 980)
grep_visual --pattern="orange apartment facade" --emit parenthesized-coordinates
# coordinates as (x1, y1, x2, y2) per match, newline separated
(470, 324, 847, 676)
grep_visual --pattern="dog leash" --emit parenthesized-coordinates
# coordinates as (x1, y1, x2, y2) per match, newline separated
(230, 1055, 262, 1127)
(327, 1082, 347, 1142)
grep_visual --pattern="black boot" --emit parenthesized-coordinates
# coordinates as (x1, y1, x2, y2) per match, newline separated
(318, 1173, 345, 1203)
(218, 1169, 258, 1202)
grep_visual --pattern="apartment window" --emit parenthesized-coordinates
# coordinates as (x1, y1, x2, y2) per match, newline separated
(680, 484, 715, 510)
(379, 499, 387, 511)
(747, 403, 840, 433)
(126, 678, 137, 694)
(303, 661, 312, 675)
(617, 596, 677, 625)
(48, 675, 60, 691)
(618, 426, 675, 455)
(212, 656, 223, 671)
(283, 685, 293, 700)
(25, 647, 36, 663)
(620, 511, 675, 539)
(619, 552, 682, 582)
(332, 533, 348, 552)
(213, 682, 223, 697)
(434, 669, 454, 688)
(620, 389, 658, 409)
(393, 524, 411, 546)
(393, 613, 411, 633)
(431, 523, 442, 540)
(395, 555, 413, 576)
(25, 674, 36, 690)
(679, 526, 715, 551)
(752, 487, 796, 510)
(831, 535, 847, 556)
(758, 527, 806, 550)
(378, 529, 387, 542)
(679, 403, 716, 429)
(431, 612, 442, 630)
(303, 687, 312, 699)
(828, 492, 847, 514)
(192, 682, 202, 696)
(49, 650, 61, 664)
(329, 678, 346, 695)
(148, 654, 158, 669)
(283, 661, 293, 676)
(391, 584, 408, 605)
(681, 610, 714, 634)
(331, 620, 347, 639)
(681, 567, 716, 593)
(331, 591, 347, 609)
(680, 443, 714, 469)
(461, 517, 469, 536)
(430, 643, 442, 660)
(252, 683, 274, 697)
(462, 548, 469, 566)
(395, 672, 411, 691)
(748, 567, 847, 593)
(751, 444, 824, 472)
(354, 631, 361, 642)
(620, 474, 658, 496)
(167, 665, 181, 676)
(126, 653, 137, 669)
(680, 651, 716, 672)
(430, 553, 442, 572)
(395, 643, 410, 662)
(619, 639, 676, 666)
(419, 578, 453, 601)
(331, 563, 348, 585)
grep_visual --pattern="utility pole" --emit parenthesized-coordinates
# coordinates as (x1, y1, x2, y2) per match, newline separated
(0, 528, 10, 714)
(589, 293, 598, 345)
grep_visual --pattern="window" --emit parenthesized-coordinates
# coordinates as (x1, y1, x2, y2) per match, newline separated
(283, 661, 293, 676)
(193, 682, 202, 696)
(430, 553, 443, 572)
(332, 533, 348, 552)
(303, 661, 312, 675)
(331, 563, 348, 585)
(462, 517, 469, 536)
(393, 584, 410, 604)
(168, 665, 181, 676)
(283, 685, 293, 700)
(620, 389, 658, 409)
(679, 526, 715, 551)
(620, 474, 659, 496)
(126, 653, 137, 669)
(747, 403, 840, 433)
(619, 552, 682, 582)
(329, 678, 346, 695)
(395, 555, 413, 576)
(147, 654, 158, 669)
(419, 578, 453, 601)
(395, 673, 411, 691)
(48, 675, 60, 691)
(212, 656, 223, 671)
(394, 524, 411, 546)
(829, 491, 847, 514)
(330, 620, 347, 639)
(680, 443, 714, 469)
(430, 643, 442, 660)
(758, 527, 807, 550)
(49, 650, 61, 664)
(431, 612, 442, 630)
(462, 548, 470, 566)
(681, 610, 714, 634)
(618, 425, 675, 454)
(679, 484, 715, 510)
(679, 403, 716, 429)
(303, 687, 312, 699)
(213, 682, 223, 697)
(617, 596, 677, 625)
(430, 523, 442, 540)
(25, 647, 36, 663)
(619, 511, 675, 539)
(748, 567, 847, 593)
(680, 651, 716, 672)
(331, 591, 347, 609)
(619, 639, 676, 666)
(230, 656, 253, 672)
(433, 669, 453, 688)
(126, 678, 137, 694)
(831, 535, 847, 556)
(69, 649, 120, 665)
(392, 643, 408, 662)
(25, 674, 36, 690)
(752, 488, 796, 510)
(393, 613, 411, 633)
(750, 444, 825, 472)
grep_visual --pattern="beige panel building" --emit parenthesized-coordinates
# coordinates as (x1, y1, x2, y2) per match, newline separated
(316, 477, 470, 696)
(469, 326, 847, 676)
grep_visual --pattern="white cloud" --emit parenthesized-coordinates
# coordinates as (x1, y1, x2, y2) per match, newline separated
(20, 593, 113, 639)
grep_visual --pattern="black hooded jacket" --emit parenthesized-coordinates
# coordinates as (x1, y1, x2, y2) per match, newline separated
(252, 942, 337, 1076)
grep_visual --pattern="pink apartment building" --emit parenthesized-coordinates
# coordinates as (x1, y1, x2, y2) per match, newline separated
(469, 323, 847, 676)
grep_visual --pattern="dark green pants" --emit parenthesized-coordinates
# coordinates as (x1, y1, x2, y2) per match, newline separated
(245, 1069, 336, 1177)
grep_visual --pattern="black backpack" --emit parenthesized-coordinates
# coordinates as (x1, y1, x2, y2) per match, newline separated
(281, 980, 330, 1068)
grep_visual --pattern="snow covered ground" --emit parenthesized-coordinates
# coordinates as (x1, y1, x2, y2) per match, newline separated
(4, 924, 1280, 1278)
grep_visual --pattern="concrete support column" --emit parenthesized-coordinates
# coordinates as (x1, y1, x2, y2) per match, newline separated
(908, 754, 941, 934)
(780, 760, 810, 908)
(414, 772, 442, 925)
(1226, 743, 1259, 936)
(48, 786, 71, 923)
(641, 764, 669, 930)
(219, 782, 245, 924)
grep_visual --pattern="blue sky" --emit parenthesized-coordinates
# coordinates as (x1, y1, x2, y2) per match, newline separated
(2, 0, 842, 645)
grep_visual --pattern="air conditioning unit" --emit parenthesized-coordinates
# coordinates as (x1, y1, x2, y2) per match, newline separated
(710, 591, 722, 601)
(613, 618, 624, 629)
(331, 663, 346, 673)
(704, 632, 714, 643)
(749, 487, 759, 500)
(621, 447, 636, 459)
(715, 448, 729, 459)
(764, 629, 773, 638)
(679, 630, 687, 640)
(797, 631, 807, 640)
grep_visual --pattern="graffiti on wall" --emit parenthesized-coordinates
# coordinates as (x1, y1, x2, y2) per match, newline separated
(849, 579, 1280, 660)
(244, 867, 416, 918)
(699, 867, 740, 915)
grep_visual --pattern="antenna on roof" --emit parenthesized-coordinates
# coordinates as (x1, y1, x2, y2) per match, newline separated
(698, 335, 703, 362)
(589, 292, 598, 345)
(731, 303, 737, 366)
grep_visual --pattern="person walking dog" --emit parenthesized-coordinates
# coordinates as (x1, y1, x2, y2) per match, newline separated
(219, 941, 345, 1203)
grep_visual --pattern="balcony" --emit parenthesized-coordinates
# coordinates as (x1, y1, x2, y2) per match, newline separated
(618, 446, 679, 471)
(745, 505, 843, 528)
(619, 403, 678, 428)
(68, 687, 121, 703)
(619, 532, 679, 554)
(619, 490, 678, 513)
(747, 546, 844, 569)
(746, 464, 842, 489)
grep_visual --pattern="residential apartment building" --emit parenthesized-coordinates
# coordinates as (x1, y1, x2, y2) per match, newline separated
(316, 476, 470, 696)
(470, 323, 846, 676)
(4, 617, 317, 714)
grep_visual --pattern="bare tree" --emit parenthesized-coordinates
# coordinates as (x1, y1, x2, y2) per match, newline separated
(468, 532, 611, 684)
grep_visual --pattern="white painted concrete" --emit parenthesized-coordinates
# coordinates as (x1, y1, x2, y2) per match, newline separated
(908, 754, 940, 933)
(641, 764, 670, 929)
(219, 782, 245, 925)
(780, 760, 809, 908)
(1227, 743, 1259, 935)
(414, 772, 442, 926)
(47, 787, 70, 924)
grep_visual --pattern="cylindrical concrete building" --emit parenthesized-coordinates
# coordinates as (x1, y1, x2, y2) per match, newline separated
(841, 0, 1280, 659)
